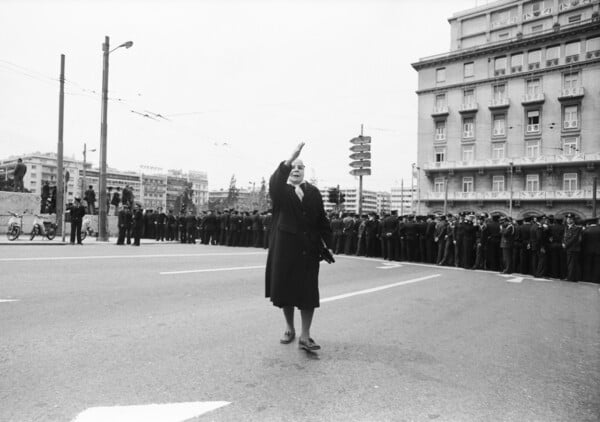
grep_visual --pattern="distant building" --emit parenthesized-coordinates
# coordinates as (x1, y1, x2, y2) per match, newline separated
(412, 0, 600, 219)
(376, 191, 392, 214)
(319, 187, 379, 215)
(390, 185, 415, 215)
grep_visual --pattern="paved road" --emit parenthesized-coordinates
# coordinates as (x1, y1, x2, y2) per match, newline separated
(1, 243, 599, 422)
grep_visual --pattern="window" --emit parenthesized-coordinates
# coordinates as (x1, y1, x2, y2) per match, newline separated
(511, 54, 523, 72)
(462, 177, 474, 193)
(31, 165, 37, 169)
(435, 120, 446, 141)
(587, 37, 600, 52)
(493, 115, 506, 136)
(565, 41, 581, 56)
(564, 105, 578, 129)
(527, 110, 540, 133)
(492, 143, 506, 159)
(562, 137, 579, 155)
(494, 57, 507, 75)
(462, 145, 475, 162)
(563, 72, 579, 89)
(526, 139, 541, 158)
(435, 93, 446, 109)
(492, 176, 505, 192)
(434, 178, 445, 193)
(463, 89, 475, 105)
(563, 173, 578, 191)
(436, 68, 446, 83)
(546, 45, 560, 64)
(526, 174, 540, 191)
(528, 50, 541, 66)
(526, 78, 541, 96)
(493, 83, 506, 101)
(463, 117, 474, 138)
(464, 62, 474, 78)
(434, 147, 446, 163)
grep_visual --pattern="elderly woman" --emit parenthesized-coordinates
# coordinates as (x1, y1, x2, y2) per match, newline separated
(265, 142, 333, 352)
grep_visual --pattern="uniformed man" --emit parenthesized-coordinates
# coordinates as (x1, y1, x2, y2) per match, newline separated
(330, 213, 344, 254)
(548, 215, 564, 279)
(486, 214, 501, 271)
(405, 215, 418, 262)
(435, 215, 448, 265)
(500, 216, 515, 274)
(581, 217, 600, 283)
(155, 207, 167, 241)
(519, 217, 531, 275)
(342, 213, 357, 255)
(562, 213, 582, 282)
(461, 214, 477, 270)
(131, 203, 143, 246)
(117, 204, 132, 245)
(472, 214, 487, 270)
(535, 215, 551, 278)
(381, 211, 399, 261)
(365, 212, 379, 257)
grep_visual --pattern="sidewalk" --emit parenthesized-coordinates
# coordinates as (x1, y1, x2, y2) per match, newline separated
(0, 236, 169, 246)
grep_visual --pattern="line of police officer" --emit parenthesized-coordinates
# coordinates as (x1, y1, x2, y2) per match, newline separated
(329, 211, 600, 283)
(115, 207, 273, 249)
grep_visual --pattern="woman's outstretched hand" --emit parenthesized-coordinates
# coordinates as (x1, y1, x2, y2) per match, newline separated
(286, 142, 305, 166)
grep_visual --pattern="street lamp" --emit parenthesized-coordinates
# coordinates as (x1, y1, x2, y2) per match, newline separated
(98, 36, 133, 241)
(81, 143, 96, 197)
(509, 161, 514, 218)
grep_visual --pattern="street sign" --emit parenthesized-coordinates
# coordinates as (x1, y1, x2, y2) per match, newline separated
(349, 152, 371, 160)
(349, 160, 371, 168)
(349, 144, 371, 153)
(350, 168, 372, 176)
(349, 136, 372, 145)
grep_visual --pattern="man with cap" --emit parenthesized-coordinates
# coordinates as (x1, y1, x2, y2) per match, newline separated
(500, 216, 515, 274)
(425, 215, 437, 264)
(548, 216, 564, 279)
(435, 215, 448, 265)
(562, 213, 582, 281)
(486, 214, 501, 271)
(472, 214, 487, 270)
(582, 217, 600, 283)
(69, 197, 86, 245)
(404, 214, 418, 262)
(117, 204, 132, 245)
(535, 215, 551, 278)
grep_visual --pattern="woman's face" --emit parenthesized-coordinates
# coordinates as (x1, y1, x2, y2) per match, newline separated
(288, 159, 305, 185)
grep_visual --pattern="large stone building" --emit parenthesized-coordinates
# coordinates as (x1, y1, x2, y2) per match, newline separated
(412, 0, 600, 219)
(390, 185, 416, 215)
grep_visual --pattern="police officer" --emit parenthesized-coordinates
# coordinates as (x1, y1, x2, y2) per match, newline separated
(132, 203, 143, 246)
(69, 197, 86, 245)
(582, 217, 600, 283)
(117, 204, 132, 245)
(562, 213, 582, 281)
(500, 216, 515, 274)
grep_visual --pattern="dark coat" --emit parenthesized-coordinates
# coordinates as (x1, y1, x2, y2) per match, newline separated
(265, 162, 332, 309)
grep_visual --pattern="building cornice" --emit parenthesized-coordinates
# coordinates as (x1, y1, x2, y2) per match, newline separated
(411, 19, 600, 71)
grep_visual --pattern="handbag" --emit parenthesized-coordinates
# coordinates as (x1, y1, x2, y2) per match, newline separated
(319, 239, 335, 264)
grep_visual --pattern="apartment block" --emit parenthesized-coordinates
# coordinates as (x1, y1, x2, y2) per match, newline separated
(412, 0, 600, 219)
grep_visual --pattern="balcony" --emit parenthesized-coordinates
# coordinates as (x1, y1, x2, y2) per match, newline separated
(558, 86, 585, 101)
(459, 102, 478, 114)
(526, 123, 540, 133)
(422, 189, 600, 202)
(488, 97, 510, 110)
(546, 58, 559, 67)
(586, 50, 600, 59)
(521, 93, 545, 105)
(422, 152, 600, 173)
(563, 120, 579, 129)
(431, 105, 449, 117)
(528, 62, 541, 71)
(565, 54, 580, 63)
(511, 65, 523, 73)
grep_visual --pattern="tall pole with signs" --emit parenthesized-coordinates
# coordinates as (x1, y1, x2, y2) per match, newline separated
(349, 125, 371, 216)
(57, 54, 65, 237)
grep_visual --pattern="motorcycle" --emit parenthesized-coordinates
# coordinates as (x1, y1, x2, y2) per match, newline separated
(80, 215, 95, 241)
(29, 214, 57, 241)
(6, 211, 25, 241)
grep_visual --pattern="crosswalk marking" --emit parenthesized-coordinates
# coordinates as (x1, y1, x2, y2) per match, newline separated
(160, 265, 265, 275)
(72, 401, 230, 422)
(0, 299, 19, 303)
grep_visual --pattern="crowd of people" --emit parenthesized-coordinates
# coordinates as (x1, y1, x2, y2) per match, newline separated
(116, 205, 599, 284)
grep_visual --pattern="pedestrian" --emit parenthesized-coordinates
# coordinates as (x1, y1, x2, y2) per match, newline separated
(84, 185, 96, 215)
(41, 181, 50, 213)
(262, 210, 272, 249)
(581, 217, 600, 283)
(117, 204, 131, 245)
(132, 204, 143, 246)
(500, 216, 515, 274)
(111, 187, 121, 216)
(265, 142, 333, 352)
(69, 197, 86, 245)
(13, 158, 27, 192)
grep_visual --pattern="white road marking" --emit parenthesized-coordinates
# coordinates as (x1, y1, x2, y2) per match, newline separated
(72, 401, 230, 422)
(0, 299, 19, 303)
(506, 276, 524, 283)
(160, 265, 265, 275)
(376, 262, 403, 269)
(321, 274, 440, 303)
(0, 252, 266, 263)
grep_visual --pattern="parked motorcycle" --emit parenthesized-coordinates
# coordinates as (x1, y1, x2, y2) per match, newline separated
(6, 211, 25, 241)
(29, 214, 57, 241)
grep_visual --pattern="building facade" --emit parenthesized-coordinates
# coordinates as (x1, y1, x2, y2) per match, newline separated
(390, 185, 416, 215)
(412, 0, 600, 219)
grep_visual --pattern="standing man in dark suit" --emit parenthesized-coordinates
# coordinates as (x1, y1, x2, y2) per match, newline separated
(581, 217, 600, 283)
(84, 185, 96, 215)
(13, 158, 27, 192)
(562, 213, 582, 282)
(519, 217, 531, 275)
(500, 216, 515, 274)
(131, 204, 143, 246)
(486, 215, 501, 271)
(435, 215, 448, 265)
(381, 211, 398, 261)
(69, 197, 86, 245)
(265, 142, 332, 352)
(117, 204, 131, 245)
(548, 216, 564, 279)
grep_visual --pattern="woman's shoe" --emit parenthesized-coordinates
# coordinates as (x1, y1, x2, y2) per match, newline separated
(298, 337, 320, 351)
(280, 330, 295, 344)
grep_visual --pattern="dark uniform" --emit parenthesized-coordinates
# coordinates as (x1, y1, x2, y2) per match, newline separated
(132, 206, 143, 246)
(563, 214, 582, 281)
(581, 218, 600, 283)
(69, 199, 86, 245)
(117, 206, 132, 245)
(500, 218, 515, 274)
(486, 216, 501, 271)
(435, 217, 448, 265)
(381, 212, 398, 261)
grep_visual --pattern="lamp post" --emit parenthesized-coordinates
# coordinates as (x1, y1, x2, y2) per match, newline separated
(509, 161, 514, 218)
(98, 36, 133, 241)
(81, 143, 96, 197)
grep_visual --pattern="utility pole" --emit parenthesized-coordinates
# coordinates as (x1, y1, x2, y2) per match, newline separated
(592, 176, 597, 218)
(509, 162, 514, 218)
(411, 163, 415, 214)
(98, 36, 110, 241)
(358, 124, 364, 216)
(443, 177, 448, 215)
(57, 54, 65, 239)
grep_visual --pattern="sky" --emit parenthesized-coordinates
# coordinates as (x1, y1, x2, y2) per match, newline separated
(0, 0, 480, 191)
